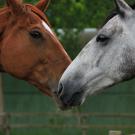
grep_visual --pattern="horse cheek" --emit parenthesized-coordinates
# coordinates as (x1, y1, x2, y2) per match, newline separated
(1, 42, 39, 78)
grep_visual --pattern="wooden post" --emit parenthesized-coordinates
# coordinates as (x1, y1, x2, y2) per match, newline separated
(2, 114, 10, 135)
(75, 108, 87, 135)
(109, 130, 122, 135)
(0, 74, 4, 123)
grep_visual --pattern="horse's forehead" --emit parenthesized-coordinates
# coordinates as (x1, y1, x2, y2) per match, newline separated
(27, 7, 55, 37)
(106, 16, 120, 28)
(42, 20, 54, 36)
(101, 15, 123, 35)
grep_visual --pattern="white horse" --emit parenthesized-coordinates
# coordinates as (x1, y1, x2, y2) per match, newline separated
(56, 0, 135, 109)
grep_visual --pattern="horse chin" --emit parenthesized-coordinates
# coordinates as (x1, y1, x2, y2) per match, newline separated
(51, 92, 72, 110)
(57, 91, 85, 110)
(38, 83, 68, 110)
(40, 87, 52, 96)
(52, 92, 70, 110)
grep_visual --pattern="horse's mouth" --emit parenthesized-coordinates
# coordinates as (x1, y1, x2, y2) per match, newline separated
(50, 92, 70, 110)
(28, 79, 66, 109)
(25, 74, 73, 109)
(53, 90, 84, 110)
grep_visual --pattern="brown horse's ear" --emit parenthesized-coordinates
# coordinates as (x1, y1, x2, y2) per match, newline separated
(6, 0, 24, 15)
(36, 0, 51, 12)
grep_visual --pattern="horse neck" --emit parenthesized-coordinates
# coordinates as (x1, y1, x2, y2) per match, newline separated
(0, 7, 10, 72)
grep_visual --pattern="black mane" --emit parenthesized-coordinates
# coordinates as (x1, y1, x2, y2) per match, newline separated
(103, 4, 135, 25)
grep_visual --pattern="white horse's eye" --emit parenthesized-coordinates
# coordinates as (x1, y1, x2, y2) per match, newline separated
(96, 34, 110, 43)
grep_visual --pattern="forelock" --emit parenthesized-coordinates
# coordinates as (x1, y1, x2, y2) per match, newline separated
(103, 4, 135, 26)
(25, 4, 50, 26)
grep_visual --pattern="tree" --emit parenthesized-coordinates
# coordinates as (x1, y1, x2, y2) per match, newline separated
(1, 0, 134, 58)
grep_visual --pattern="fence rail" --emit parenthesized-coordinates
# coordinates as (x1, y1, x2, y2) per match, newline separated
(9, 112, 135, 118)
(10, 124, 135, 129)
(0, 112, 135, 135)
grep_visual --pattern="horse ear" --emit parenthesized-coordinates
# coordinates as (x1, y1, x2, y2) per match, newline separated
(114, 0, 133, 18)
(36, 0, 50, 12)
(6, 0, 24, 15)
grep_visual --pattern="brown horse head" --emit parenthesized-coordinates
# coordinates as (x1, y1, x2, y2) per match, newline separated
(0, 0, 71, 99)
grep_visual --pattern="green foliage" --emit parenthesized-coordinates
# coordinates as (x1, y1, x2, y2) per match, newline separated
(0, 0, 134, 58)
(0, 0, 134, 28)
(32, 0, 134, 58)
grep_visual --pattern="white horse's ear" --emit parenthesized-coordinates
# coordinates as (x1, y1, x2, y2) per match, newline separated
(114, 0, 133, 18)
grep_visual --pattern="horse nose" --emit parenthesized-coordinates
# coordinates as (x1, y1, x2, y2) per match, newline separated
(57, 81, 72, 105)
(57, 82, 64, 97)
(57, 81, 83, 107)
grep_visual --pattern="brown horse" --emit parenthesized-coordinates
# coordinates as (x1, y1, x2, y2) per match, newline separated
(0, 0, 71, 103)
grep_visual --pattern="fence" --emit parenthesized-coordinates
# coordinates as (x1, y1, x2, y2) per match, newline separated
(0, 112, 135, 135)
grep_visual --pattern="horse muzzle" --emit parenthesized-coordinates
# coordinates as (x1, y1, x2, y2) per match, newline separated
(56, 80, 85, 110)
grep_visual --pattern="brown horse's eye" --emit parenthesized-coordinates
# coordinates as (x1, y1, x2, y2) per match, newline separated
(30, 30, 42, 39)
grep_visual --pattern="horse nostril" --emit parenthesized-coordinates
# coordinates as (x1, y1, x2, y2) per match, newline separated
(58, 82, 64, 97)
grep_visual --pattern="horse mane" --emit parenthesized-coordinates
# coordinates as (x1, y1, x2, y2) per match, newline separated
(25, 4, 50, 26)
(103, 4, 135, 25)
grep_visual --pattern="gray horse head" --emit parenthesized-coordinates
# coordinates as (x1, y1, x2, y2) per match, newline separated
(57, 0, 135, 109)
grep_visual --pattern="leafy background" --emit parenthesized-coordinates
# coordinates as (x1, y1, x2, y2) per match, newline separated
(0, 0, 134, 58)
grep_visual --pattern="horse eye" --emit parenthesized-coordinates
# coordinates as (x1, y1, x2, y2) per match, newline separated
(30, 30, 42, 39)
(96, 34, 110, 42)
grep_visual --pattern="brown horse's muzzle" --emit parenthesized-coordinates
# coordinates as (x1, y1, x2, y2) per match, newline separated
(25, 57, 71, 97)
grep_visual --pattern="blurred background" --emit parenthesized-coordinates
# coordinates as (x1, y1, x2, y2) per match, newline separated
(0, 0, 135, 135)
